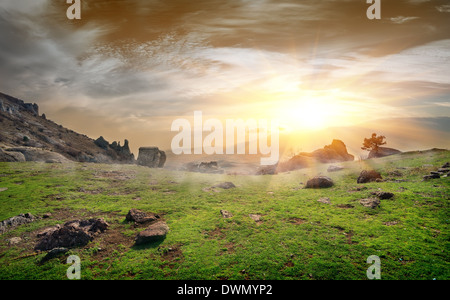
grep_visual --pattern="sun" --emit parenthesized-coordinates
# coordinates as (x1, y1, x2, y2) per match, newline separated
(276, 96, 339, 131)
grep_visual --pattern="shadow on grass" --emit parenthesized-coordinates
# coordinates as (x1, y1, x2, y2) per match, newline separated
(131, 237, 166, 250)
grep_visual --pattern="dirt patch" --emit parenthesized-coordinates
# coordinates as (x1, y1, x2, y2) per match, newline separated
(159, 244, 184, 269)
(288, 217, 307, 225)
(345, 231, 355, 245)
(284, 261, 294, 268)
(78, 187, 103, 195)
(88, 228, 135, 260)
(383, 221, 399, 226)
(94, 171, 136, 181)
(204, 227, 226, 239)
(336, 204, 354, 209)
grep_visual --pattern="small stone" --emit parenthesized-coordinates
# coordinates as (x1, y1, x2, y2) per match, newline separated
(317, 197, 331, 204)
(359, 198, 381, 209)
(220, 210, 233, 219)
(8, 237, 22, 245)
(249, 214, 262, 222)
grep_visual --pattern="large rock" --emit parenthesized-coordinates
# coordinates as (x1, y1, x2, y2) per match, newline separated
(34, 218, 109, 251)
(137, 147, 166, 168)
(305, 176, 334, 188)
(135, 222, 169, 245)
(357, 170, 382, 183)
(368, 147, 402, 159)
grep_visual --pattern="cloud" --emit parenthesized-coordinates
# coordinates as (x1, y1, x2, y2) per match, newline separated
(436, 4, 450, 12)
(390, 16, 420, 24)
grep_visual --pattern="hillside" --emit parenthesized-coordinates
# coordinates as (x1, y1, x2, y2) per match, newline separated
(0, 92, 134, 164)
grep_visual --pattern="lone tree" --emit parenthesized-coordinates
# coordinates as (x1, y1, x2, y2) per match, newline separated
(361, 133, 386, 153)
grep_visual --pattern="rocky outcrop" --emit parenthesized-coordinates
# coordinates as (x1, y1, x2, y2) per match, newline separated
(278, 140, 353, 172)
(137, 147, 166, 168)
(299, 140, 354, 163)
(0, 92, 140, 164)
(368, 147, 402, 159)
(0, 92, 38, 116)
(94, 136, 135, 163)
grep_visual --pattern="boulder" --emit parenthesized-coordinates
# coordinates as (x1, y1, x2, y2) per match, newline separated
(137, 147, 166, 168)
(305, 176, 334, 189)
(357, 170, 382, 183)
(125, 209, 159, 224)
(368, 147, 402, 159)
(359, 198, 381, 209)
(135, 222, 169, 245)
(34, 218, 109, 251)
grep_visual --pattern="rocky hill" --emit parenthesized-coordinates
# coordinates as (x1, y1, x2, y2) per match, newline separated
(274, 139, 355, 173)
(0, 92, 135, 164)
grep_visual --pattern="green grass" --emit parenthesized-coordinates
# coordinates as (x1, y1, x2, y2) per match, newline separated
(0, 150, 449, 280)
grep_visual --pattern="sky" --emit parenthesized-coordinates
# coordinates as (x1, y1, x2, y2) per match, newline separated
(0, 0, 449, 157)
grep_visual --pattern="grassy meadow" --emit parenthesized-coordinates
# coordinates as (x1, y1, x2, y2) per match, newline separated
(0, 150, 449, 280)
